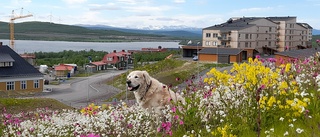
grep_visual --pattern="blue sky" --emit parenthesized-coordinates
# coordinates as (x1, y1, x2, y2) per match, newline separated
(0, 0, 320, 29)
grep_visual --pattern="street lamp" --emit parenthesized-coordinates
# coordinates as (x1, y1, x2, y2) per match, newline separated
(87, 56, 91, 105)
(197, 42, 200, 83)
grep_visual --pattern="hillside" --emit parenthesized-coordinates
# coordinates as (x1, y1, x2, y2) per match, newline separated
(78, 24, 202, 39)
(0, 21, 177, 42)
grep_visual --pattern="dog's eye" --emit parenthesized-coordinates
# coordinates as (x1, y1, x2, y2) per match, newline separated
(134, 76, 138, 78)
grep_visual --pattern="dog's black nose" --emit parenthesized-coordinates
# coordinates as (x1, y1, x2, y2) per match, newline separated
(126, 80, 131, 84)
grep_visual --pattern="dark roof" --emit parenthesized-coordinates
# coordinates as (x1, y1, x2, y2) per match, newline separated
(274, 48, 319, 58)
(0, 45, 43, 77)
(0, 53, 15, 62)
(199, 48, 243, 55)
(297, 23, 313, 29)
(181, 45, 205, 50)
(203, 16, 299, 31)
(267, 16, 296, 21)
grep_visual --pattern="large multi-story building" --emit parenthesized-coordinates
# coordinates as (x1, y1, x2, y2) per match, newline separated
(202, 16, 313, 59)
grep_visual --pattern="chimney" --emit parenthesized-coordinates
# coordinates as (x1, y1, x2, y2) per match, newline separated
(113, 50, 116, 53)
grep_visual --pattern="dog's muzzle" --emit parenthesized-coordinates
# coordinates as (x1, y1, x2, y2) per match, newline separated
(126, 80, 140, 91)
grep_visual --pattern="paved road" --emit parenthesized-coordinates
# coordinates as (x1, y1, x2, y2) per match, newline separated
(37, 65, 233, 109)
(39, 70, 127, 108)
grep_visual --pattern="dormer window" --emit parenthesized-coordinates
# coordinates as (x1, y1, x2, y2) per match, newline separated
(0, 53, 15, 67)
(107, 57, 113, 61)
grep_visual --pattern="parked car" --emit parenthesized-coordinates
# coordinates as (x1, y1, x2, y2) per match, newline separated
(193, 55, 198, 61)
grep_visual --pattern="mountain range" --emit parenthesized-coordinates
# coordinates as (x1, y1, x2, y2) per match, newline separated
(76, 24, 202, 38)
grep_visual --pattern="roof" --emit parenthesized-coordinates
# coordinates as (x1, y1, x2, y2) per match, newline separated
(296, 23, 313, 29)
(203, 16, 299, 31)
(91, 61, 107, 66)
(54, 65, 74, 71)
(0, 53, 15, 62)
(0, 45, 43, 77)
(199, 48, 243, 55)
(266, 16, 296, 21)
(274, 48, 320, 58)
(181, 45, 205, 50)
(203, 17, 272, 31)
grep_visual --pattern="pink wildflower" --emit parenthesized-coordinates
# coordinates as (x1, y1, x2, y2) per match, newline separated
(179, 120, 184, 125)
(256, 55, 260, 59)
(176, 77, 180, 81)
(260, 84, 266, 90)
(171, 106, 176, 113)
(174, 115, 179, 120)
(127, 123, 133, 129)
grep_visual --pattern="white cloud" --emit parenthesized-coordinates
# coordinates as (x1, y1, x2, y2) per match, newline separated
(173, 0, 186, 4)
(237, 7, 273, 13)
(89, 3, 122, 11)
(124, 5, 172, 14)
(62, 0, 87, 5)
(116, 0, 151, 5)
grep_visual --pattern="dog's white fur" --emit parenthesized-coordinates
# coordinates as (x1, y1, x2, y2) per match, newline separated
(126, 70, 185, 113)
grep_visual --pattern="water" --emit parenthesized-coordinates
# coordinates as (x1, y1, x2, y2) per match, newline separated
(0, 39, 181, 53)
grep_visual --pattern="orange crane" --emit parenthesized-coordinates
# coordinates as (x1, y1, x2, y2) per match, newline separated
(9, 8, 33, 50)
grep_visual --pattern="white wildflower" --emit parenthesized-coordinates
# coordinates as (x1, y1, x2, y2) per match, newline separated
(279, 117, 284, 121)
(283, 131, 289, 136)
(296, 128, 304, 134)
(270, 128, 274, 132)
(289, 123, 294, 127)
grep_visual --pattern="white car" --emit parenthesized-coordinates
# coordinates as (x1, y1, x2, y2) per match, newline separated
(193, 56, 198, 61)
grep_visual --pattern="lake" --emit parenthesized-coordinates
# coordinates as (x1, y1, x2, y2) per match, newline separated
(0, 39, 181, 53)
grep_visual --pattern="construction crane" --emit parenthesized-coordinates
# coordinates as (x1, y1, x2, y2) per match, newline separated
(10, 8, 33, 50)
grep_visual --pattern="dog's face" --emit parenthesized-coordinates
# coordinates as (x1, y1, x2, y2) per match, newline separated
(126, 71, 151, 92)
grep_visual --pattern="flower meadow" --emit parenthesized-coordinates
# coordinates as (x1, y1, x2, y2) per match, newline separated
(2, 52, 320, 137)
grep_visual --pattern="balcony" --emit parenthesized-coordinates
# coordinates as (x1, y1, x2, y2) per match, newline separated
(218, 37, 231, 41)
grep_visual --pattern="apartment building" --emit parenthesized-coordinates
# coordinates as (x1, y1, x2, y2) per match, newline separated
(202, 16, 312, 59)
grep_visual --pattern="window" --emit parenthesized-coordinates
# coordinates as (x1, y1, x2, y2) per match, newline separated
(245, 42, 248, 47)
(21, 81, 26, 90)
(212, 33, 218, 37)
(6, 81, 15, 90)
(212, 41, 218, 46)
(107, 57, 113, 61)
(269, 27, 272, 32)
(205, 41, 210, 46)
(268, 42, 271, 47)
(34, 80, 39, 88)
(0, 62, 13, 67)
(238, 34, 241, 38)
(206, 33, 211, 38)
(245, 34, 249, 39)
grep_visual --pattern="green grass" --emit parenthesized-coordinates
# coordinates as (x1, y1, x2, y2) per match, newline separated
(0, 98, 74, 114)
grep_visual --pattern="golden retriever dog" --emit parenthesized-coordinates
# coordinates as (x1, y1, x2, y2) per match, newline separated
(126, 70, 185, 114)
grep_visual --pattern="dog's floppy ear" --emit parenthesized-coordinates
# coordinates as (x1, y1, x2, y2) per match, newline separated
(142, 71, 151, 85)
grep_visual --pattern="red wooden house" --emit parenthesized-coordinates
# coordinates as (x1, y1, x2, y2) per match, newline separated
(102, 50, 131, 69)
